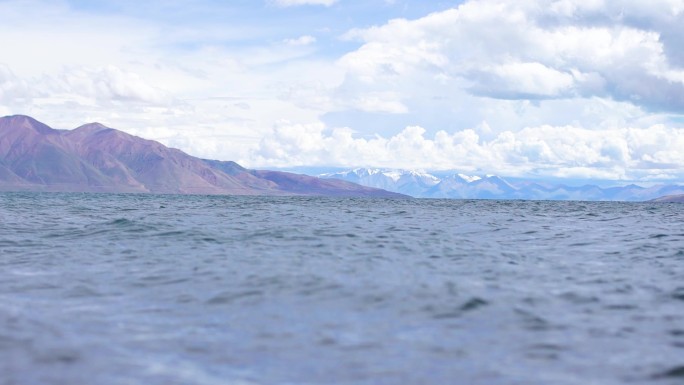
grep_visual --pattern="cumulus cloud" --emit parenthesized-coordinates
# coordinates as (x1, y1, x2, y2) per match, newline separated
(251, 120, 684, 180)
(2, 0, 684, 182)
(337, 0, 684, 112)
(273, 0, 338, 7)
(470, 61, 576, 99)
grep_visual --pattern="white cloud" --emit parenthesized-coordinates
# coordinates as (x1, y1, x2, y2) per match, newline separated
(52, 66, 172, 104)
(283, 35, 317, 46)
(471, 61, 575, 98)
(350, 92, 408, 113)
(273, 0, 338, 7)
(251, 120, 684, 181)
(1, 0, 684, 182)
(0, 64, 33, 104)
(337, 0, 684, 110)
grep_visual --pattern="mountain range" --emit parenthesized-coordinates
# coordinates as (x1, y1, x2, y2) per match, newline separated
(3, 115, 682, 201)
(0, 115, 404, 198)
(321, 168, 684, 201)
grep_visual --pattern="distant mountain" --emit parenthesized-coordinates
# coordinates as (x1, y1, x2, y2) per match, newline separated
(650, 194, 684, 203)
(321, 168, 684, 201)
(0, 115, 405, 198)
(322, 168, 440, 197)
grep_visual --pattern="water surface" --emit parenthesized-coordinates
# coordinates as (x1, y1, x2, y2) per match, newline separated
(1, 193, 683, 384)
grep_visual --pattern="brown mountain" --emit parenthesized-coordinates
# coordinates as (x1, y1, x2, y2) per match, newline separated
(650, 194, 684, 203)
(0, 115, 405, 198)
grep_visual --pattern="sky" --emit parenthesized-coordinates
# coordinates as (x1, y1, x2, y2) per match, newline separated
(1, 0, 684, 183)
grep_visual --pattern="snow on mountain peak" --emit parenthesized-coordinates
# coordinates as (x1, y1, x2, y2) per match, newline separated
(330, 168, 439, 183)
(319, 167, 684, 201)
(383, 170, 403, 182)
(457, 173, 481, 183)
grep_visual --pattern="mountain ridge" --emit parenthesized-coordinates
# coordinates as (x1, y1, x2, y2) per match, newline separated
(649, 194, 684, 203)
(321, 168, 684, 201)
(0, 115, 405, 198)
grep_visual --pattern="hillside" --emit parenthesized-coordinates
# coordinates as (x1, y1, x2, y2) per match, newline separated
(0, 116, 405, 198)
(650, 194, 684, 203)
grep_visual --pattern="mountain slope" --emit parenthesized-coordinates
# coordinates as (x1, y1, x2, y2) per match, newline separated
(0, 116, 128, 192)
(0, 116, 405, 198)
(251, 170, 402, 197)
(650, 194, 684, 203)
(321, 168, 440, 197)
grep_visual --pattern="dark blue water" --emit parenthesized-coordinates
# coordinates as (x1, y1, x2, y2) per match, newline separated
(1, 193, 683, 385)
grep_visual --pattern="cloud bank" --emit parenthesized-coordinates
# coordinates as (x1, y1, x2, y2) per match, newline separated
(0, 0, 683, 182)
(336, 0, 684, 112)
(252, 121, 684, 181)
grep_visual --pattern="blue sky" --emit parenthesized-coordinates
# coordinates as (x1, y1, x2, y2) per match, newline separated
(1, 0, 684, 183)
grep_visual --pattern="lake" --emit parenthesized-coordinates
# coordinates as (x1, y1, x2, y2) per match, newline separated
(1, 193, 683, 384)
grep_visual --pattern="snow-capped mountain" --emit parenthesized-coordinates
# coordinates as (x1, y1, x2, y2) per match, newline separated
(320, 168, 684, 201)
(321, 168, 440, 197)
(426, 174, 517, 199)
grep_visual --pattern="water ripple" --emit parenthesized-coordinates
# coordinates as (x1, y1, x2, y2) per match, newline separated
(1, 193, 683, 385)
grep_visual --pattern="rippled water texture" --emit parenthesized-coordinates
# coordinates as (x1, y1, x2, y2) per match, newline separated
(1, 193, 683, 385)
